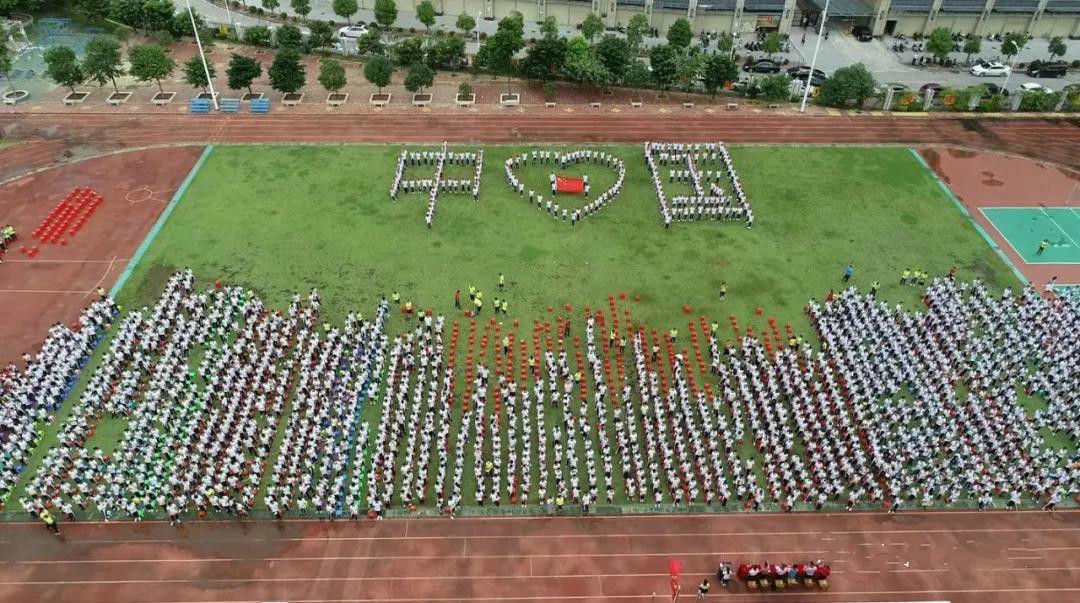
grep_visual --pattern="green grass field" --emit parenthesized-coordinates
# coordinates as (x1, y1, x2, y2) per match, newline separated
(7, 143, 1036, 516)
(118, 144, 1015, 339)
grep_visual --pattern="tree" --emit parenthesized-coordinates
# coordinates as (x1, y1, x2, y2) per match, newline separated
(426, 35, 466, 70)
(276, 24, 304, 48)
(332, 0, 358, 23)
(226, 53, 262, 95)
(674, 48, 703, 92)
(404, 61, 433, 92)
(456, 13, 476, 34)
(962, 34, 981, 64)
(1001, 31, 1030, 58)
(481, 12, 525, 92)
(141, 0, 174, 33)
(308, 20, 335, 50)
(318, 57, 346, 92)
(0, 41, 13, 91)
(356, 29, 387, 56)
(759, 73, 791, 101)
(290, 0, 311, 20)
(261, 0, 279, 13)
(819, 62, 876, 108)
(268, 47, 305, 93)
(925, 27, 954, 64)
(520, 34, 566, 81)
(183, 55, 215, 92)
(374, 0, 397, 30)
(76, 0, 111, 18)
(649, 44, 678, 91)
(45, 46, 85, 94)
(596, 34, 631, 83)
(626, 13, 649, 53)
(702, 53, 737, 97)
(581, 13, 603, 43)
(623, 59, 651, 87)
(394, 36, 425, 66)
(666, 18, 692, 49)
(109, 0, 146, 30)
(539, 16, 558, 39)
(1048, 36, 1066, 61)
(0, 0, 41, 16)
(762, 32, 782, 56)
(82, 35, 125, 92)
(168, 7, 207, 38)
(364, 54, 392, 92)
(243, 25, 274, 46)
(562, 38, 610, 88)
(416, 0, 436, 31)
(128, 43, 175, 93)
(716, 32, 733, 55)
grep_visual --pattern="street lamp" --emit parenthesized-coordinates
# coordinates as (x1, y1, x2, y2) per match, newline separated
(799, 0, 828, 113)
(1000, 39, 1019, 95)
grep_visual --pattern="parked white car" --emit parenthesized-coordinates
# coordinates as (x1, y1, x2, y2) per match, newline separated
(1017, 82, 1053, 93)
(970, 61, 1011, 77)
(337, 24, 369, 39)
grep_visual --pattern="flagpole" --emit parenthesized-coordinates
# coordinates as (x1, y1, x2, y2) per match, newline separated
(799, 0, 829, 113)
(187, 0, 219, 110)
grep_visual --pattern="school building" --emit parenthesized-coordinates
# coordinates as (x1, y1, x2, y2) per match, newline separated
(363, 0, 1080, 42)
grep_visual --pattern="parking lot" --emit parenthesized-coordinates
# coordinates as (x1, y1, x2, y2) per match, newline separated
(788, 24, 1078, 92)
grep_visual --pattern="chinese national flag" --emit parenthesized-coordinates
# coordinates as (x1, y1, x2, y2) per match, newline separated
(669, 559, 683, 601)
(555, 176, 585, 195)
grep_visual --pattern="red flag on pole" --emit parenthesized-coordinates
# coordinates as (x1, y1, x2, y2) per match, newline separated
(555, 176, 585, 195)
(669, 559, 682, 601)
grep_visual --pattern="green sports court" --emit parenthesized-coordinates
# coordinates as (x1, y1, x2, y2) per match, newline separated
(981, 207, 1080, 264)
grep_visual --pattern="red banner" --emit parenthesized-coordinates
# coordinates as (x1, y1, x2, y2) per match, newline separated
(555, 176, 585, 195)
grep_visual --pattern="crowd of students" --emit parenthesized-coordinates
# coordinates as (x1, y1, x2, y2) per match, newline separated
(645, 142, 754, 228)
(5, 271, 1079, 521)
(0, 301, 116, 506)
(14, 271, 393, 521)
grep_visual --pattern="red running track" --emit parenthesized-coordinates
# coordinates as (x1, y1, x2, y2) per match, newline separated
(0, 510, 1078, 603)
(0, 114, 1078, 177)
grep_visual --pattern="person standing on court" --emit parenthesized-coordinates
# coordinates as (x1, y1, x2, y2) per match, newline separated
(1037, 239, 1049, 256)
(842, 263, 854, 283)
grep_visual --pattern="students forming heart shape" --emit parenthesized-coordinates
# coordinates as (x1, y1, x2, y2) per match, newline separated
(503, 149, 626, 224)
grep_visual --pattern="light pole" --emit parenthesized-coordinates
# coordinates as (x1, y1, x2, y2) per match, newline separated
(799, 0, 828, 113)
(186, 0, 219, 110)
(476, 10, 481, 46)
(1000, 39, 1019, 96)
